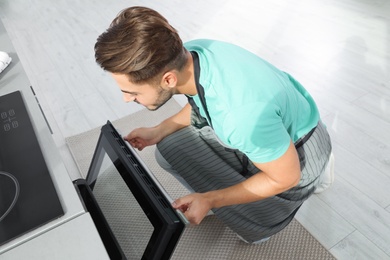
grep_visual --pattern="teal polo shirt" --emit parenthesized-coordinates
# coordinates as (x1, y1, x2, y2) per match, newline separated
(184, 39, 319, 163)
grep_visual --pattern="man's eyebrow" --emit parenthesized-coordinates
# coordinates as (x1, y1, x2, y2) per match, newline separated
(121, 89, 137, 95)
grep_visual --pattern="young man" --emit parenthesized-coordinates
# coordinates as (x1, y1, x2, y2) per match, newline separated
(94, 6, 333, 244)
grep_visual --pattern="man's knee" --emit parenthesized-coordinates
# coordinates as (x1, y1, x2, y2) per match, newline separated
(154, 145, 195, 193)
(154, 146, 172, 171)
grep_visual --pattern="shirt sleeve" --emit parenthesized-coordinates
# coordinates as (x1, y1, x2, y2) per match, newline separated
(223, 101, 291, 163)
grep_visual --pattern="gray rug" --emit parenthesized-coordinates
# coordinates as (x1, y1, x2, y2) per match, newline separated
(66, 99, 335, 260)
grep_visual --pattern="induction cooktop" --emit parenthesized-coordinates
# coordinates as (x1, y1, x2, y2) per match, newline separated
(0, 91, 64, 246)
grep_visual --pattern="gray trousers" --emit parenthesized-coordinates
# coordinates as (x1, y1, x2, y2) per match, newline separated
(156, 122, 332, 243)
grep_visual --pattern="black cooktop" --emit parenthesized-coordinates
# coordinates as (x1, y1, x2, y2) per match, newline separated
(0, 91, 63, 246)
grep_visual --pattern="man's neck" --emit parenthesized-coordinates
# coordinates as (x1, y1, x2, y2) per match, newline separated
(175, 51, 197, 96)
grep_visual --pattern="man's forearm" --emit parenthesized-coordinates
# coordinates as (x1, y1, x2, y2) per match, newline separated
(203, 172, 289, 208)
(203, 141, 301, 208)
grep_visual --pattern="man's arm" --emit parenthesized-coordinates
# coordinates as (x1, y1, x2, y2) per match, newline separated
(156, 102, 192, 138)
(173, 140, 301, 224)
(205, 140, 300, 206)
(125, 102, 192, 150)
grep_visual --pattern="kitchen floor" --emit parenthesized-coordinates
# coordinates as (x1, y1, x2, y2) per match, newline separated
(1, 0, 390, 259)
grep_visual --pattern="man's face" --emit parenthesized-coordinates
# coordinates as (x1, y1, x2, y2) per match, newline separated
(111, 73, 174, 111)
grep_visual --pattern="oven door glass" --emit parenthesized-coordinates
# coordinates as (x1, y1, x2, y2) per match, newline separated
(92, 152, 154, 259)
(84, 121, 186, 260)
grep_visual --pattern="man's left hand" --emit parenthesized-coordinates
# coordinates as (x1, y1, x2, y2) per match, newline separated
(172, 193, 212, 225)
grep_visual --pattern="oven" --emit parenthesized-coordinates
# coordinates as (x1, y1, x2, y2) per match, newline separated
(73, 121, 188, 260)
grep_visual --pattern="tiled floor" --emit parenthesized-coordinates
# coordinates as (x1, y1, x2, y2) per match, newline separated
(1, 0, 390, 258)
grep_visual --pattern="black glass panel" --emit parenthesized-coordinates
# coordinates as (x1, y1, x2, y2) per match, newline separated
(0, 91, 63, 246)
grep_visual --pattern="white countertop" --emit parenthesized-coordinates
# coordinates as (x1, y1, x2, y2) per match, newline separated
(1, 213, 109, 260)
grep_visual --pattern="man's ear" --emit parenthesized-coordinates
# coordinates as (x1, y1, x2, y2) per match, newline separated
(160, 71, 177, 89)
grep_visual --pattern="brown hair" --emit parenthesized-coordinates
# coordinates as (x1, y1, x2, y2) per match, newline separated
(94, 6, 187, 83)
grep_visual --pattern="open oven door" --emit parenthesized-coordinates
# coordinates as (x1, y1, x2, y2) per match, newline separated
(74, 121, 188, 260)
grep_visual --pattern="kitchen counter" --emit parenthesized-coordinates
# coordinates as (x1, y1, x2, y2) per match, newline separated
(0, 19, 109, 259)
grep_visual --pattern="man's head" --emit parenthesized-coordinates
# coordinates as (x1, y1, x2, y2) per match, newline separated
(94, 6, 187, 85)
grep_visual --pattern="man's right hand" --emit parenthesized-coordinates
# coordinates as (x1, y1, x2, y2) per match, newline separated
(125, 103, 192, 150)
(124, 127, 162, 151)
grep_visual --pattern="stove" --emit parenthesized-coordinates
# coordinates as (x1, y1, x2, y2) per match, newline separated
(0, 91, 64, 246)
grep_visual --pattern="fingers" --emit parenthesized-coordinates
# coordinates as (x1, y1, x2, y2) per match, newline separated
(124, 130, 146, 151)
(172, 197, 190, 212)
(132, 140, 145, 151)
(124, 127, 159, 151)
(124, 130, 136, 141)
(176, 203, 190, 214)
(124, 137, 143, 150)
(172, 194, 209, 225)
